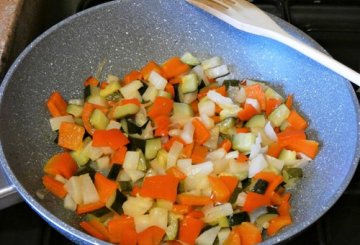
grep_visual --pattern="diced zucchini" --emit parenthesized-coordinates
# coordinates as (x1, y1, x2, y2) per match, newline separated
(156, 149, 168, 169)
(180, 52, 200, 66)
(201, 56, 222, 70)
(113, 104, 140, 119)
(71, 137, 91, 166)
(149, 71, 167, 90)
(66, 104, 83, 118)
(204, 64, 229, 79)
(123, 151, 140, 170)
(75, 164, 96, 181)
(106, 189, 127, 214)
(183, 91, 198, 104)
(252, 179, 269, 194)
(232, 133, 256, 153)
(278, 149, 297, 162)
(227, 212, 250, 227)
(223, 80, 240, 89)
(105, 91, 122, 102)
(145, 138, 162, 160)
(166, 212, 179, 241)
(99, 80, 121, 97)
(79, 173, 100, 205)
(142, 86, 158, 102)
(195, 226, 221, 245)
(126, 119, 143, 134)
(218, 117, 236, 135)
(90, 109, 109, 130)
(107, 164, 122, 180)
(136, 149, 149, 171)
(280, 120, 290, 131)
(265, 87, 284, 101)
(119, 80, 143, 98)
(229, 186, 242, 204)
(282, 167, 303, 188)
(158, 90, 172, 99)
(87, 94, 107, 107)
(119, 181, 132, 192)
(219, 105, 241, 121)
(218, 216, 229, 228)
(68, 98, 84, 106)
(180, 73, 199, 93)
(217, 228, 231, 245)
(86, 207, 112, 222)
(173, 102, 194, 118)
(268, 104, 290, 127)
(245, 114, 266, 129)
(255, 213, 278, 229)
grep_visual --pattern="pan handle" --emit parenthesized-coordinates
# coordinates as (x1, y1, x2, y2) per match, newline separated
(0, 184, 22, 210)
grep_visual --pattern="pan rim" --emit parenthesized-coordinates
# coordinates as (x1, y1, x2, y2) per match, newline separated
(0, 0, 360, 244)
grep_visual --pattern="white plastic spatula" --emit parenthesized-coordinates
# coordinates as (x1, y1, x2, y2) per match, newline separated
(186, 0, 360, 86)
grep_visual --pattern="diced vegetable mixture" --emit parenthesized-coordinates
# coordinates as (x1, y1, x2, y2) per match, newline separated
(42, 52, 319, 245)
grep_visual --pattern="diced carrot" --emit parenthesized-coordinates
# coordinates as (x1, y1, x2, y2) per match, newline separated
(88, 219, 111, 242)
(182, 142, 195, 158)
(140, 175, 179, 202)
(278, 200, 291, 216)
(166, 166, 187, 180)
(237, 153, 249, 163)
(46, 91, 68, 117)
(111, 146, 127, 165)
(266, 98, 282, 116)
(166, 241, 183, 245)
(197, 84, 218, 100)
(219, 175, 239, 197)
(267, 215, 292, 236)
(242, 192, 271, 212)
(211, 116, 221, 123)
(285, 94, 293, 109)
(191, 144, 208, 164)
(119, 98, 141, 107)
(123, 70, 143, 85)
(238, 103, 258, 121)
(154, 115, 170, 137)
(164, 136, 186, 152)
(80, 221, 107, 241)
(147, 96, 174, 120)
(165, 83, 175, 98)
(172, 204, 193, 215)
(285, 139, 319, 159)
(224, 231, 241, 245)
(108, 215, 137, 245)
(177, 194, 213, 206)
(131, 185, 141, 197)
(216, 85, 227, 97)
(169, 76, 182, 85)
(100, 82, 108, 89)
(233, 222, 262, 245)
(42, 175, 67, 199)
(208, 176, 231, 203)
(92, 129, 129, 150)
(94, 172, 118, 203)
(287, 109, 308, 130)
(187, 210, 204, 219)
(140, 60, 167, 80)
(77, 201, 105, 215)
(215, 104, 222, 114)
(162, 56, 190, 79)
(84, 76, 99, 87)
(192, 118, 211, 145)
(267, 142, 283, 158)
(236, 127, 250, 133)
(178, 216, 204, 245)
(137, 226, 166, 245)
(219, 139, 232, 152)
(190, 100, 199, 114)
(277, 129, 306, 147)
(43, 152, 78, 179)
(244, 84, 266, 111)
(58, 122, 85, 150)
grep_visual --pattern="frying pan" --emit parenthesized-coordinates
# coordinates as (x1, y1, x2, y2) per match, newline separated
(0, 0, 359, 244)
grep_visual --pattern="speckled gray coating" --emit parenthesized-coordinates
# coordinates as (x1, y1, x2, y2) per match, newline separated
(0, 0, 359, 244)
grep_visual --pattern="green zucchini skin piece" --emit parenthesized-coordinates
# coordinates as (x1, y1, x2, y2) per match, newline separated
(126, 119, 143, 134)
(145, 138, 162, 160)
(75, 165, 96, 181)
(109, 189, 127, 214)
(107, 164, 122, 180)
(119, 181, 132, 192)
(252, 179, 269, 195)
(229, 187, 242, 204)
(227, 212, 250, 227)
(128, 136, 146, 152)
(267, 206, 279, 215)
(223, 80, 240, 89)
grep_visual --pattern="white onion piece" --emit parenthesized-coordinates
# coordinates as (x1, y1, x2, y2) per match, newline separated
(207, 90, 234, 108)
(206, 148, 226, 161)
(84, 141, 103, 161)
(264, 121, 278, 142)
(204, 64, 229, 79)
(148, 71, 167, 90)
(249, 207, 268, 223)
(203, 126, 220, 150)
(168, 129, 182, 137)
(123, 151, 140, 170)
(200, 114, 215, 129)
(235, 192, 247, 207)
(201, 56, 222, 70)
(196, 226, 221, 245)
(212, 159, 230, 174)
(106, 120, 121, 130)
(218, 228, 231, 245)
(266, 155, 284, 172)
(294, 153, 312, 168)
(120, 80, 143, 97)
(249, 133, 262, 160)
(80, 173, 100, 205)
(123, 196, 153, 217)
(248, 154, 268, 178)
(177, 159, 192, 174)
(225, 151, 239, 159)
(184, 174, 210, 191)
(198, 99, 216, 117)
(134, 215, 151, 233)
(245, 98, 261, 112)
(236, 86, 247, 104)
(64, 176, 82, 204)
(49, 115, 74, 131)
(167, 141, 183, 169)
(64, 194, 77, 211)
(149, 207, 168, 230)
(117, 170, 131, 181)
(188, 161, 214, 176)
(192, 65, 210, 86)
(183, 92, 198, 104)
(180, 121, 195, 144)
(203, 203, 233, 223)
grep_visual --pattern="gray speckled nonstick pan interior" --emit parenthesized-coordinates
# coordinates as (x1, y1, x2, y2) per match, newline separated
(0, 0, 359, 244)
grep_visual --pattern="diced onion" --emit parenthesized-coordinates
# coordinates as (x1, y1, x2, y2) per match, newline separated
(207, 90, 234, 108)
(177, 158, 192, 174)
(188, 161, 214, 176)
(203, 126, 219, 150)
(249, 133, 262, 160)
(149, 207, 168, 230)
(167, 141, 183, 169)
(64, 194, 77, 211)
(198, 99, 216, 117)
(201, 56, 222, 70)
(106, 120, 122, 130)
(192, 65, 210, 86)
(235, 192, 247, 207)
(64, 176, 83, 204)
(248, 154, 268, 178)
(120, 80, 143, 98)
(96, 156, 110, 170)
(196, 226, 221, 245)
(249, 207, 268, 223)
(200, 114, 214, 129)
(80, 173, 100, 205)
(203, 203, 233, 223)
(134, 215, 151, 233)
(245, 98, 260, 112)
(180, 121, 195, 144)
(148, 71, 167, 90)
(123, 196, 154, 217)
(49, 115, 74, 131)
(264, 121, 278, 142)
(204, 64, 229, 79)
(206, 148, 226, 161)
(266, 155, 284, 172)
(225, 151, 239, 159)
(123, 151, 140, 170)
(126, 169, 145, 182)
